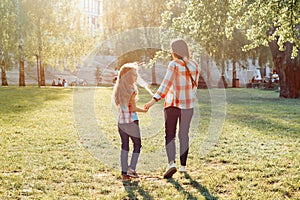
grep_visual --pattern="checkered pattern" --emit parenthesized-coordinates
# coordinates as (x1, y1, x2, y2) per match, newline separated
(153, 59, 199, 109)
(118, 91, 138, 124)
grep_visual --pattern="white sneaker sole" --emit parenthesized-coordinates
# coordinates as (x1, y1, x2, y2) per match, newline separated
(163, 167, 177, 179)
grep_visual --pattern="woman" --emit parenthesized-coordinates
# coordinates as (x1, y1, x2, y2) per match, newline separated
(145, 38, 199, 178)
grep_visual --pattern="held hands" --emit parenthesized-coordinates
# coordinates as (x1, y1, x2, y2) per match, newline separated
(144, 98, 156, 110)
(143, 106, 149, 112)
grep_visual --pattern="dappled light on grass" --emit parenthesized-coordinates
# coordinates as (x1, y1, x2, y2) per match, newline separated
(0, 87, 299, 199)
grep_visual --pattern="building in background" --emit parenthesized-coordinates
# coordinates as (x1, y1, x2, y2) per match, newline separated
(80, 0, 103, 36)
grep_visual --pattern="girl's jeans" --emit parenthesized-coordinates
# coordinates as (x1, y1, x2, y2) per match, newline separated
(164, 107, 194, 166)
(118, 120, 141, 175)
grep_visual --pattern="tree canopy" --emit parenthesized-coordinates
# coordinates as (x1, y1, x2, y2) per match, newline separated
(162, 0, 300, 98)
(1, 0, 102, 86)
(1, 0, 299, 97)
(229, 0, 300, 58)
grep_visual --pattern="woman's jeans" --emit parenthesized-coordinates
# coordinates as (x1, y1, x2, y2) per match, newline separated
(164, 107, 193, 166)
(118, 120, 141, 175)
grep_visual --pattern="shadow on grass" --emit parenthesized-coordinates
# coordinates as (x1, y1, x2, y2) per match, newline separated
(123, 181, 153, 200)
(224, 90, 300, 138)
(0, 87, 71, 114)
(167, 173, 218, 200)
(231, 113, 300, 138)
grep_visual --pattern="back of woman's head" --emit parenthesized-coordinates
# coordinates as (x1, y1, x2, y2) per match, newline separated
(171, 38, 190, 59)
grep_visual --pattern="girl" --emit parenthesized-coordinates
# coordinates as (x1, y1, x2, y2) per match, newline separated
(112, 62, 148, 181)
(145, 38, 199, 178)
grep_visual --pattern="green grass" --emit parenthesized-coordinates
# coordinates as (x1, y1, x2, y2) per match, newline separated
(0, 86, 299, 199)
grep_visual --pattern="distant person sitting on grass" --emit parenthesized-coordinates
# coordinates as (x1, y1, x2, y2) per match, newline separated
(62, 79, 66, 86)
(112, 62, 148, 181)
(63, 79, 68, 87)
(52, 79, 56, 86)
(57, 78, 63, 86)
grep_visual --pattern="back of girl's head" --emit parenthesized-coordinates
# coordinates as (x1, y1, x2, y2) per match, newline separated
(113, 62, 138, 106)
(118, 62, 138, 80)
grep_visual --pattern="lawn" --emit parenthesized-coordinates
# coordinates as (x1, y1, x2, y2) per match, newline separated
(0, 86, 299, 199)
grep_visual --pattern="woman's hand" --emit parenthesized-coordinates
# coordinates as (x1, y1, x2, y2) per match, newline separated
(144, 98, 156, 110)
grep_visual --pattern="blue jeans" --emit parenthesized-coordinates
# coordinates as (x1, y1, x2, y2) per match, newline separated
(118, 120, 141, 175)
(164, 107, 193, 166)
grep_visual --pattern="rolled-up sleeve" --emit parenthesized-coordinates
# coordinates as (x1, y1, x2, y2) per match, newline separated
(153, 63, 176, 100)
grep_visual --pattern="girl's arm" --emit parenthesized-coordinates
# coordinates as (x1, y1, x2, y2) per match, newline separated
(129, 92, 148, 112)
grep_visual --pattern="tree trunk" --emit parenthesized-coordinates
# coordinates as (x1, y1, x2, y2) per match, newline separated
(206, 57, 211, 87)
(232, 60, 237, 88)
(35, 55, 40, 87)
(38, 18, 46, 86)
(269, 41, 300, 98)
(205, 56, 212, 88)
(40, 58, 45, 86)
(218, 60, 228, 88)
(1, 58, 8, 86)
(38, 44, 45, 86)
(151, 62, 157, 85)
(19, 59, 25, 86)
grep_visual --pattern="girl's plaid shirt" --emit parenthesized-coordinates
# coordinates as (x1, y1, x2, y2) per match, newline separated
(153, 59, 199, 109)
(118, 90, 139, 124)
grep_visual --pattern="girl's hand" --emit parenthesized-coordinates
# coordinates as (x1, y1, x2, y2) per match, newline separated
(144, 98, 156, 110)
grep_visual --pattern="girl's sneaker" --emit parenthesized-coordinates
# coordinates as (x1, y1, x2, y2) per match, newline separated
(122, 174, 131, 181)
(127, 168, 139, 178)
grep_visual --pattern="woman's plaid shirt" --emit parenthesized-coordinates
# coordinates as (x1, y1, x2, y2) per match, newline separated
(153, 59, 199, 109)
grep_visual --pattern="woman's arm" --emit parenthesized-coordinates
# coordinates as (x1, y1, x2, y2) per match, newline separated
(153, 62, 176, 100)
(144, 62, 176, 110)
(129, 92, 148, 112)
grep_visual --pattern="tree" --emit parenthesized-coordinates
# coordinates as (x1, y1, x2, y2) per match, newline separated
(21, 0, 73, 86)
(95, 66, 102, 86)
(15, 0, 26, 86)
(161, 0, 252, 88)
(102, 0, 168, 83)
(103, 0, 166, 50)
(0, 46, 8, 86)
(162, 0, 300, 97)
(0, 0, 18, 86)
(1, 0, 101, 87)
(229, 0, 300, 98)
(20, 0, 99, 86)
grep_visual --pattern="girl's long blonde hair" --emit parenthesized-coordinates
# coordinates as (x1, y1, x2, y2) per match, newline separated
(113, 62, 138, 106)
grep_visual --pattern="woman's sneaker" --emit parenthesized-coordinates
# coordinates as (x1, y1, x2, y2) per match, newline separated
(127, 168, 139, 178)
(178, 166, 187, 173)
(163, 162, 177, 179)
